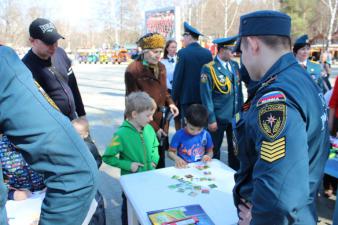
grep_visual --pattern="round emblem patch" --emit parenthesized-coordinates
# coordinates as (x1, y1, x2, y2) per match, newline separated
(258, 103, 286, 139)
(200, 73, 208, 83)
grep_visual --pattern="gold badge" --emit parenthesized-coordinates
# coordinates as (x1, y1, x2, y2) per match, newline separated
(200, 73, 208, 83)
(260, 137, 286, 163)
(258, 103, 286, 139)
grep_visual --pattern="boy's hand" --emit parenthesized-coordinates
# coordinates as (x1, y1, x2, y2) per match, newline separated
(175, 157, 188, 168)
(131, 162, 144, 172)
(202, 155, 212, 162)
(13, 189, 32, 201)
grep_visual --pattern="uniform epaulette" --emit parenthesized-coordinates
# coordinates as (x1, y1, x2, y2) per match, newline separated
(206, 61, 215, 66)
(310, 60, 320, 64)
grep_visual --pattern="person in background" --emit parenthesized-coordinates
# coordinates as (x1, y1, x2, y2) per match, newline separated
(161, 40, 181, 131)
(293, 34, 326, 92)
(161, 40, 177, 95)
(200, 36, 242, 170)
(172, 22, 213, 125)
(22, 18, 89, 136)
(125, 32, 179, 169)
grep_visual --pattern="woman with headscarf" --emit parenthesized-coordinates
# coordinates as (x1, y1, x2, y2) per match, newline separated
(125, 33, 179, 169)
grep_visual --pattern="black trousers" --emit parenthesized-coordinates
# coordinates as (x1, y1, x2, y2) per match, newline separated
(210, 122, 239, 171)
(121, 193, 128, 225)
(89, 191, 106, 225)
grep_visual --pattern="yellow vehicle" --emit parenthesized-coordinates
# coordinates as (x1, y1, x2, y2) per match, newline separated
(99, 52, 110, 64)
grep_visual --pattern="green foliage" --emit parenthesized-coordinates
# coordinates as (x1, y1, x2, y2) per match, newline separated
(280, 0, 318, 38)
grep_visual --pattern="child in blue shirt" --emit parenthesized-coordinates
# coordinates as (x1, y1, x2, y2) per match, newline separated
(168, 104, 213, 168)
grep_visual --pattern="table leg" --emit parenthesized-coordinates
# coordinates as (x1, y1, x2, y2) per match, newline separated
(127, 198, 138, 225)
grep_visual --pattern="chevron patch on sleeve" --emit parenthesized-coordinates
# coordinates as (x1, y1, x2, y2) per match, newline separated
(260, 137, 285, 163)
(109, 135, 120, 147)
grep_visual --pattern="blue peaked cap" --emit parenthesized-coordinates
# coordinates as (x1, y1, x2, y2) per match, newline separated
(294, 34, 309, 46)
(213, 35, 238, 47)
(183, 22, 203, 37)
(239, 10, 291, 37)
(233, 10, 291, 53)
(293, 34, 310, 53)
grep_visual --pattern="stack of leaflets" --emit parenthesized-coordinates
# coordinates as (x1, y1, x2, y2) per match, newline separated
(147, 204, 215, 225)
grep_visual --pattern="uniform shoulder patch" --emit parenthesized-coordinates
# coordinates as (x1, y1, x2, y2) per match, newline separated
(260, 137, 286, 163)
(200, 73, 208, 83)
(258, 103, 286, 139)
(257, 91, 286, 107)
(109, 135, 120, 147)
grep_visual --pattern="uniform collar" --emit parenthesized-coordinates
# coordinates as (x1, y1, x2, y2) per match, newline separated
(186, 42, 200, 48)
(216, 55, 227, 67)
(248, 52, 297, 97)
(297, 59, 307, 67)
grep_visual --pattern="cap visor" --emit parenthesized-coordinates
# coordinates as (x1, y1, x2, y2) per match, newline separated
(42, 33, 64, 45)
(232, 38, 241, 53)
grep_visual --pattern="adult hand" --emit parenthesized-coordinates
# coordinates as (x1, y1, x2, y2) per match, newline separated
(13, 189, 32, 201)
(238, 200, 252, 225)
(72, 117, 89, 138)
(131, 162, 144, 172)
(156, 128, 167, 139)
(208, 122, 218, 132)
(169, 104, 179, 117)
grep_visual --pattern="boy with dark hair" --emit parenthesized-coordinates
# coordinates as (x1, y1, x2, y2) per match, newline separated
(102, 91, 159, 225)
(168, 104, 213, 168)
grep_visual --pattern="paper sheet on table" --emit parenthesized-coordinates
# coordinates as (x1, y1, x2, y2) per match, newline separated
(6, 191, 45, 225)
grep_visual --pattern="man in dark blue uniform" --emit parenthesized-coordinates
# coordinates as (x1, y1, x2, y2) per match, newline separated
(200, 36, 242, 170)
(172, 22, 212, 123)
(293, 34, 325, 92)
(232, 11, 329, 225)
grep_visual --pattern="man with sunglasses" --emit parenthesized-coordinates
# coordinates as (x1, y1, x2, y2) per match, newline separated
(200, 36, 243, 170)
(172, 22, 212, 125)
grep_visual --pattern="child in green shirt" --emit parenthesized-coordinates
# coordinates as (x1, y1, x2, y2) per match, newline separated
(103, 91, 159, 225)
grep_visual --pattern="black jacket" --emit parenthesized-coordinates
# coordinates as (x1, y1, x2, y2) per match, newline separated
(22, 49, 77, 120)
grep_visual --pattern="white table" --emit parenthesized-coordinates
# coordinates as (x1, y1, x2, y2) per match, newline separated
(120, 159, 238, 225)
(6, 191, 45, 225)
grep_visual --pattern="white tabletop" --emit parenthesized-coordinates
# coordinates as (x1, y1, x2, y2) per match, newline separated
(6, 191, 45, 225)
(120, 159, 238, 225)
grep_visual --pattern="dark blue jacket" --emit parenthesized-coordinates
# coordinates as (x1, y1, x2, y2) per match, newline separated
(172, 42, 212, 105)
(233, 53, 329, 224)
